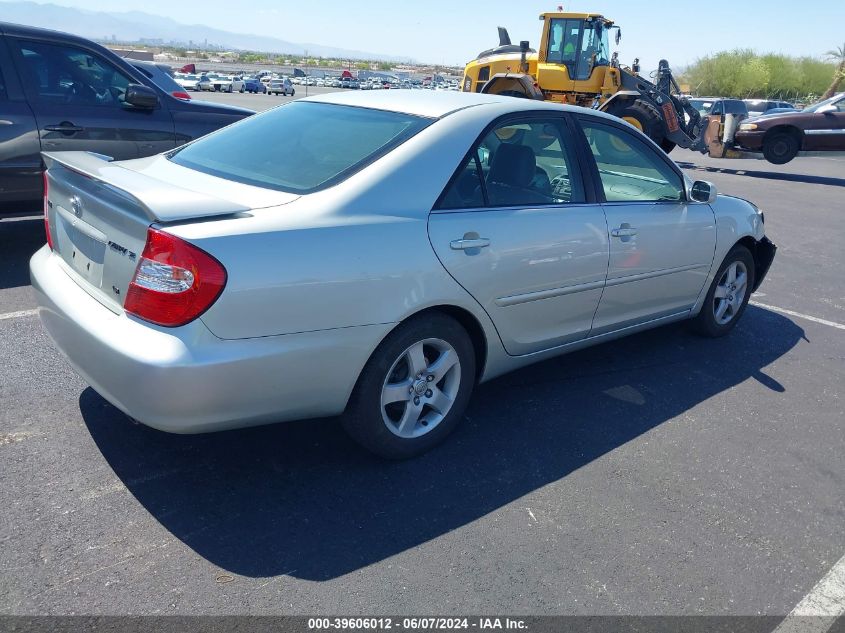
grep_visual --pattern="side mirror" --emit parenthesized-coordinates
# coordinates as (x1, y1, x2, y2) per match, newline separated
(690, 180, 717, 204)
(615, 29, 622, 45)
(817, 104, 837, 114)
(125, 83, 159, 109)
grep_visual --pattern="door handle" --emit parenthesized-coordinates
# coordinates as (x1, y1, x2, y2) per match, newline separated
(611, 227, 638, 238)
(450, 237, 490, 250)
(45, 123, 84, 134)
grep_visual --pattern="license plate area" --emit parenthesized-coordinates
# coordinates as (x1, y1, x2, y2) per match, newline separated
(55, 206, 107, 288)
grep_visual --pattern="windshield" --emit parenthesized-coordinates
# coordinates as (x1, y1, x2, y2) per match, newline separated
(580, 21, 611, 68)
(169, 102, 432, 194)
(803, 94, 844, 113)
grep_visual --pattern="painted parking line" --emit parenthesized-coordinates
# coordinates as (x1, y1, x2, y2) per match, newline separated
(0, 308, 38, 321)
(772, 553, 845, 633)
(751, 301, 845, 331)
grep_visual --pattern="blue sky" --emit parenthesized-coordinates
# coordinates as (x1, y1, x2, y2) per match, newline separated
(13, 0, 845, 71)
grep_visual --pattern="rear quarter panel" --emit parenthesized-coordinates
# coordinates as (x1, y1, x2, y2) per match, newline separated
(166, 106, 503, 344)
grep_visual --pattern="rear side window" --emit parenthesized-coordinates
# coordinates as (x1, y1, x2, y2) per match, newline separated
(170, 102, 431, 193)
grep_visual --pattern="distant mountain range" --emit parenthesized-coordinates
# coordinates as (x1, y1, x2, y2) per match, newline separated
(0, 1, 413, 62)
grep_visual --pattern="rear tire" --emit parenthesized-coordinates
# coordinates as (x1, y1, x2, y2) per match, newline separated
(762, 131, 799, 164)
(690, 245, 755, 337)
(342, 313, 476, 460)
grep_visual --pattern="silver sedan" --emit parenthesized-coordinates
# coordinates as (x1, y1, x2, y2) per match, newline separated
(31, 91, 776, 459)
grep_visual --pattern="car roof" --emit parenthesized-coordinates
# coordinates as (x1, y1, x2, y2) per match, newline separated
(301, 90, 592, 119)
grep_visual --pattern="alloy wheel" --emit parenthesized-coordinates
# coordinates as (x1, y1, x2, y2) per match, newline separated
(713, 261, 748, 325)
(380, 338, 461, 439)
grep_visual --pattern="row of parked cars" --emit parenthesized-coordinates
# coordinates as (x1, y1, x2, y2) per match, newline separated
(172, 71, 296, 96)
(290, 76, 460, 91)
(688, 97, 799, 119)
(687, 94, 845, 164)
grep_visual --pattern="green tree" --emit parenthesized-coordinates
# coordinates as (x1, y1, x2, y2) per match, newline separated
(684, 49, 835, 100)
(821, 43, 845, 99)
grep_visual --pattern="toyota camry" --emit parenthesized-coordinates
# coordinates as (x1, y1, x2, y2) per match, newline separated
(31, 91, 776, 459)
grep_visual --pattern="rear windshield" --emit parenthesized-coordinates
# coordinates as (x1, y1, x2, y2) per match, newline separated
(169, 101, 431, 193)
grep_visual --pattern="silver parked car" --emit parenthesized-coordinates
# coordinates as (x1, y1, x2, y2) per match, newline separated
(267, 78, 295, 96)
(31, 91, 775, 459)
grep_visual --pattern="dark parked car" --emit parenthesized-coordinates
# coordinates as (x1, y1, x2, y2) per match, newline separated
(243, 77, 266, 93)
(130, 59, 190, 100)
(709, 99, 748, 118)
(743, 99, 796, 118)
(0, 22, 254, 217)
(735, 93, 845, 164)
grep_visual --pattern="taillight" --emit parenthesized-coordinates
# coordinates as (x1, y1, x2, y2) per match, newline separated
(124, 228, 226, 327)
(43, 171, 53, 250)
(171, 91, 191, 100)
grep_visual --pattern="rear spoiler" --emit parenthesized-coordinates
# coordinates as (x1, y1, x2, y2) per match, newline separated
(42, 151, 251, 223)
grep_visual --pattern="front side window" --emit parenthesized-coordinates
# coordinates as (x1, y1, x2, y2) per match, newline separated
(13, 40, 131, 106)
(580, 120, 685, 203)
(170, 102, 431, 193)
(438, 118, 584, 209)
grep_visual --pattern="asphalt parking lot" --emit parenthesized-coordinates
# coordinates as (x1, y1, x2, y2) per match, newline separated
(1, 90, 843, 616)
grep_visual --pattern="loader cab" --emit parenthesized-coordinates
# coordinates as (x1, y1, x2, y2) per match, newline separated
(539, 13, 613, 85)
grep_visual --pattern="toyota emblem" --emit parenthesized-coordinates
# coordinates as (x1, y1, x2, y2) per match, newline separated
(70, 196, 82, 218)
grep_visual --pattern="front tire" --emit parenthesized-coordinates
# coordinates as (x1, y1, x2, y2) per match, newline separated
(691, 245, 755, 337)
(342, 313, 476, 459)
(763, 131, 799, 164)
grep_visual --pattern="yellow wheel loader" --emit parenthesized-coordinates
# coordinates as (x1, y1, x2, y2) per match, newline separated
(462, 11, 706, 154)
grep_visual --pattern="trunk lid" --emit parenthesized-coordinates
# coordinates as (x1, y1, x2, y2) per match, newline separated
(43, 151, 295, 314)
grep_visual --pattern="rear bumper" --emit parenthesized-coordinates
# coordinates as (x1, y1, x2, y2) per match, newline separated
(752, 236, 777, 292)
(30, 245, 390, 434)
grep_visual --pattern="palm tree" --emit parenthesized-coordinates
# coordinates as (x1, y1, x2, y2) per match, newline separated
(821, 42, 845, 99)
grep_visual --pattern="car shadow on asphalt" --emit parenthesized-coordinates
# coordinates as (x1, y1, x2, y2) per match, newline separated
(675, 163, 845, 188)
(79, 306, 803, 582)
(0, 218, 44, 291)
